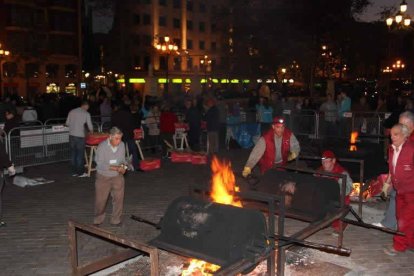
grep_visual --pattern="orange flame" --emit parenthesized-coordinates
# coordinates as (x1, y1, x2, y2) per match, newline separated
(350, 182, 371, 201)
(182, 157, 241, 275)
(349, 131, 358, 151)
(210, 156, 242, 207)
(181, 259, 220, 276)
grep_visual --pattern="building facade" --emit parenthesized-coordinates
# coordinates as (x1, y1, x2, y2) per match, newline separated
(106, 0, 230, 96)
(0, 0, 82, 100)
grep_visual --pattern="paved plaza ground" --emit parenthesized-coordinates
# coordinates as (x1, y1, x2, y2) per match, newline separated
(0, 148, 413, 276)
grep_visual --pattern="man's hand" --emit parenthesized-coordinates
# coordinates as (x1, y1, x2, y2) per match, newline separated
(382, 182, 391, 197)
(7, 165, 16, 176)
(287, 152, 297, 161)
(242, 167, 251, 178)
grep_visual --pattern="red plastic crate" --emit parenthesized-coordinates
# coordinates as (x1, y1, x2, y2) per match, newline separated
(86, 133, 109, 145)
(139, 158, 161, 171)
(191, 152, 208, 165)
(171, 151, 192, 163)
(134, 128, 144, 140)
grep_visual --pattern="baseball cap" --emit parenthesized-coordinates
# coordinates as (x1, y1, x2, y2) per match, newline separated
(273, 116, 285, 125)
(321, 150, 335, 160)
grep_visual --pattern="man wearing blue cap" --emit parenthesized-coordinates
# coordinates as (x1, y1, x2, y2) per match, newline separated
(242, 116, 300, 177)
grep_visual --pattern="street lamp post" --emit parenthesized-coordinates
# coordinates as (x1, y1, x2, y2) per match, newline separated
(0, 43, 11, 98)
(155, 36, 178, 94)
(200, 55, 211, 92)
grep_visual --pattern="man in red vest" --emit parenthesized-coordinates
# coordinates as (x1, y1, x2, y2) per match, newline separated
(317, 150, 353, 236)
(242, 116, 300, 177)
(383, 123, 414, 256)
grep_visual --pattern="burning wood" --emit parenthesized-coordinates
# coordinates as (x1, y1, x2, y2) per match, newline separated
(181, 156, 243, 275)
(349, 131, 358, 152)
(349, 182, 371, 202)
(210, 156, 242, 207)
(181, 259, 220, 275)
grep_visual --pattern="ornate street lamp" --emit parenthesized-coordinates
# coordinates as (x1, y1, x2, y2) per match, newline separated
(0, 43, 11, 97)
(386, 0, 411, 28)
(154, 36, 178, 94)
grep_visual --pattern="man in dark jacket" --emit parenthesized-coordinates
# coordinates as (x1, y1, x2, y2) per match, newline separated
(111, 103, 140, 170)
(205, 99, 220, 154)
(184, 98, 202, 151)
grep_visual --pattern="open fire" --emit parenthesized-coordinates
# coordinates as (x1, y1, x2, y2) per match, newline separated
(349, 131, 358, 152)
(182, 156, 240, 275)
(349, 182, 371, 202)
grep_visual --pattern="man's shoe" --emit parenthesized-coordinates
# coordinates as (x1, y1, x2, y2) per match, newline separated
(383, 246, 399, 256)
(0, 221, 6, 227)
(71, 173, 78, 177)
(78, 173, 89, 178)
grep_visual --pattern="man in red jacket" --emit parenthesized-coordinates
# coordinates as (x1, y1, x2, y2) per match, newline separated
(384, 123, 414, 256)
(242, 116, 300, 177)
(317, 150, 353, 235)
(159, 104, 178, 158)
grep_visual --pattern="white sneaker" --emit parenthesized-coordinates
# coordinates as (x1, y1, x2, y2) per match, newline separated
(78, 173, 89, 178)
(372, 222, 385, 228)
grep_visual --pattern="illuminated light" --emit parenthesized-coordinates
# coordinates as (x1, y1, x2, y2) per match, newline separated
(212, 79, 219, 83)
(129, 78, 146, 83)
(117, 79, 125, 83)
(230, 79, 239, 83)
(201, 79, 207, 83)
(266, 79, 273, 83)
(281, 68, 287, 73)
(289, 79, 294, 83)
(401, 0, 408, 13)
(386, 17, 394, 26)
(172, 79, 182, 84)
(158, 78, 167, 83)
(242, 79, 250, 83)
(257, 79, 263, 83)
(185, 79, 191, 83)
(396, 14, 403, 23)
(221, 79, 229, 83)
(282, 79, 288, 83)
(404, 18, 411, 26)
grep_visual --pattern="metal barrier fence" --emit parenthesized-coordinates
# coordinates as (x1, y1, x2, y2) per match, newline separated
(2, 111, 391, 168)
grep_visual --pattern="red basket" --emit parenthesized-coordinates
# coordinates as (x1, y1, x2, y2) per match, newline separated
(134, 128, 144, 140)
(191, 152, 208, 165)
(174, 123, 189, 132)
(86, 133, 109, 145)
(171, 151, 192, 163)
(139, 158, 161, 171)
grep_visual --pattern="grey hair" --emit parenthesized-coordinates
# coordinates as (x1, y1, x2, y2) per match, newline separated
(392, 123, 410, 137)
(399, 111, 414, 123)
(109, 126, 123, 137)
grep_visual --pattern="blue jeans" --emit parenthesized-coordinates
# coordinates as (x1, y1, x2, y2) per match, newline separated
(70, 136, 85, 175)
(381, 188, 397, 230)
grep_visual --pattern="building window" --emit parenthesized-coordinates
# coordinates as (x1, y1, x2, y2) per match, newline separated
(159, 16, 167, 26)
(132, 35, 141, 46)
(187, 0, 193, 11)
(173, 0, 180, 8)
(25, 63, 40, 78)
(143, 14, 151, 25)
(143, 35, 152, 46)
(199, 3, 206, 13)
(133, 14, 140, 24)
(65, 64, 77, 78)
(3, 62, 18, 78)
(187, 20, 193, 30)
(187, 39, 193, 50)
(173, 18, 180, 28)
(134, 56, 141, 67)
(173, 57, 180, 70)
(199, 40, 205, 50)
(159, 0, 166, 5)
(211, 23, 216, 32)
(46, 64, 59, 78)
(199, 22, 205, 32)
(211, 42, 217, 51)
(187, 57, 193, 70)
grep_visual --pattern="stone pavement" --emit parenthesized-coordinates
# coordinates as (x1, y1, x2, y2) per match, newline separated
(0, 148, 413, 276)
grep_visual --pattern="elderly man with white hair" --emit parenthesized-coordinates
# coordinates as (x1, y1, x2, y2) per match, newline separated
(93, 127, 127, 226)
(383, 123, 414, 256)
